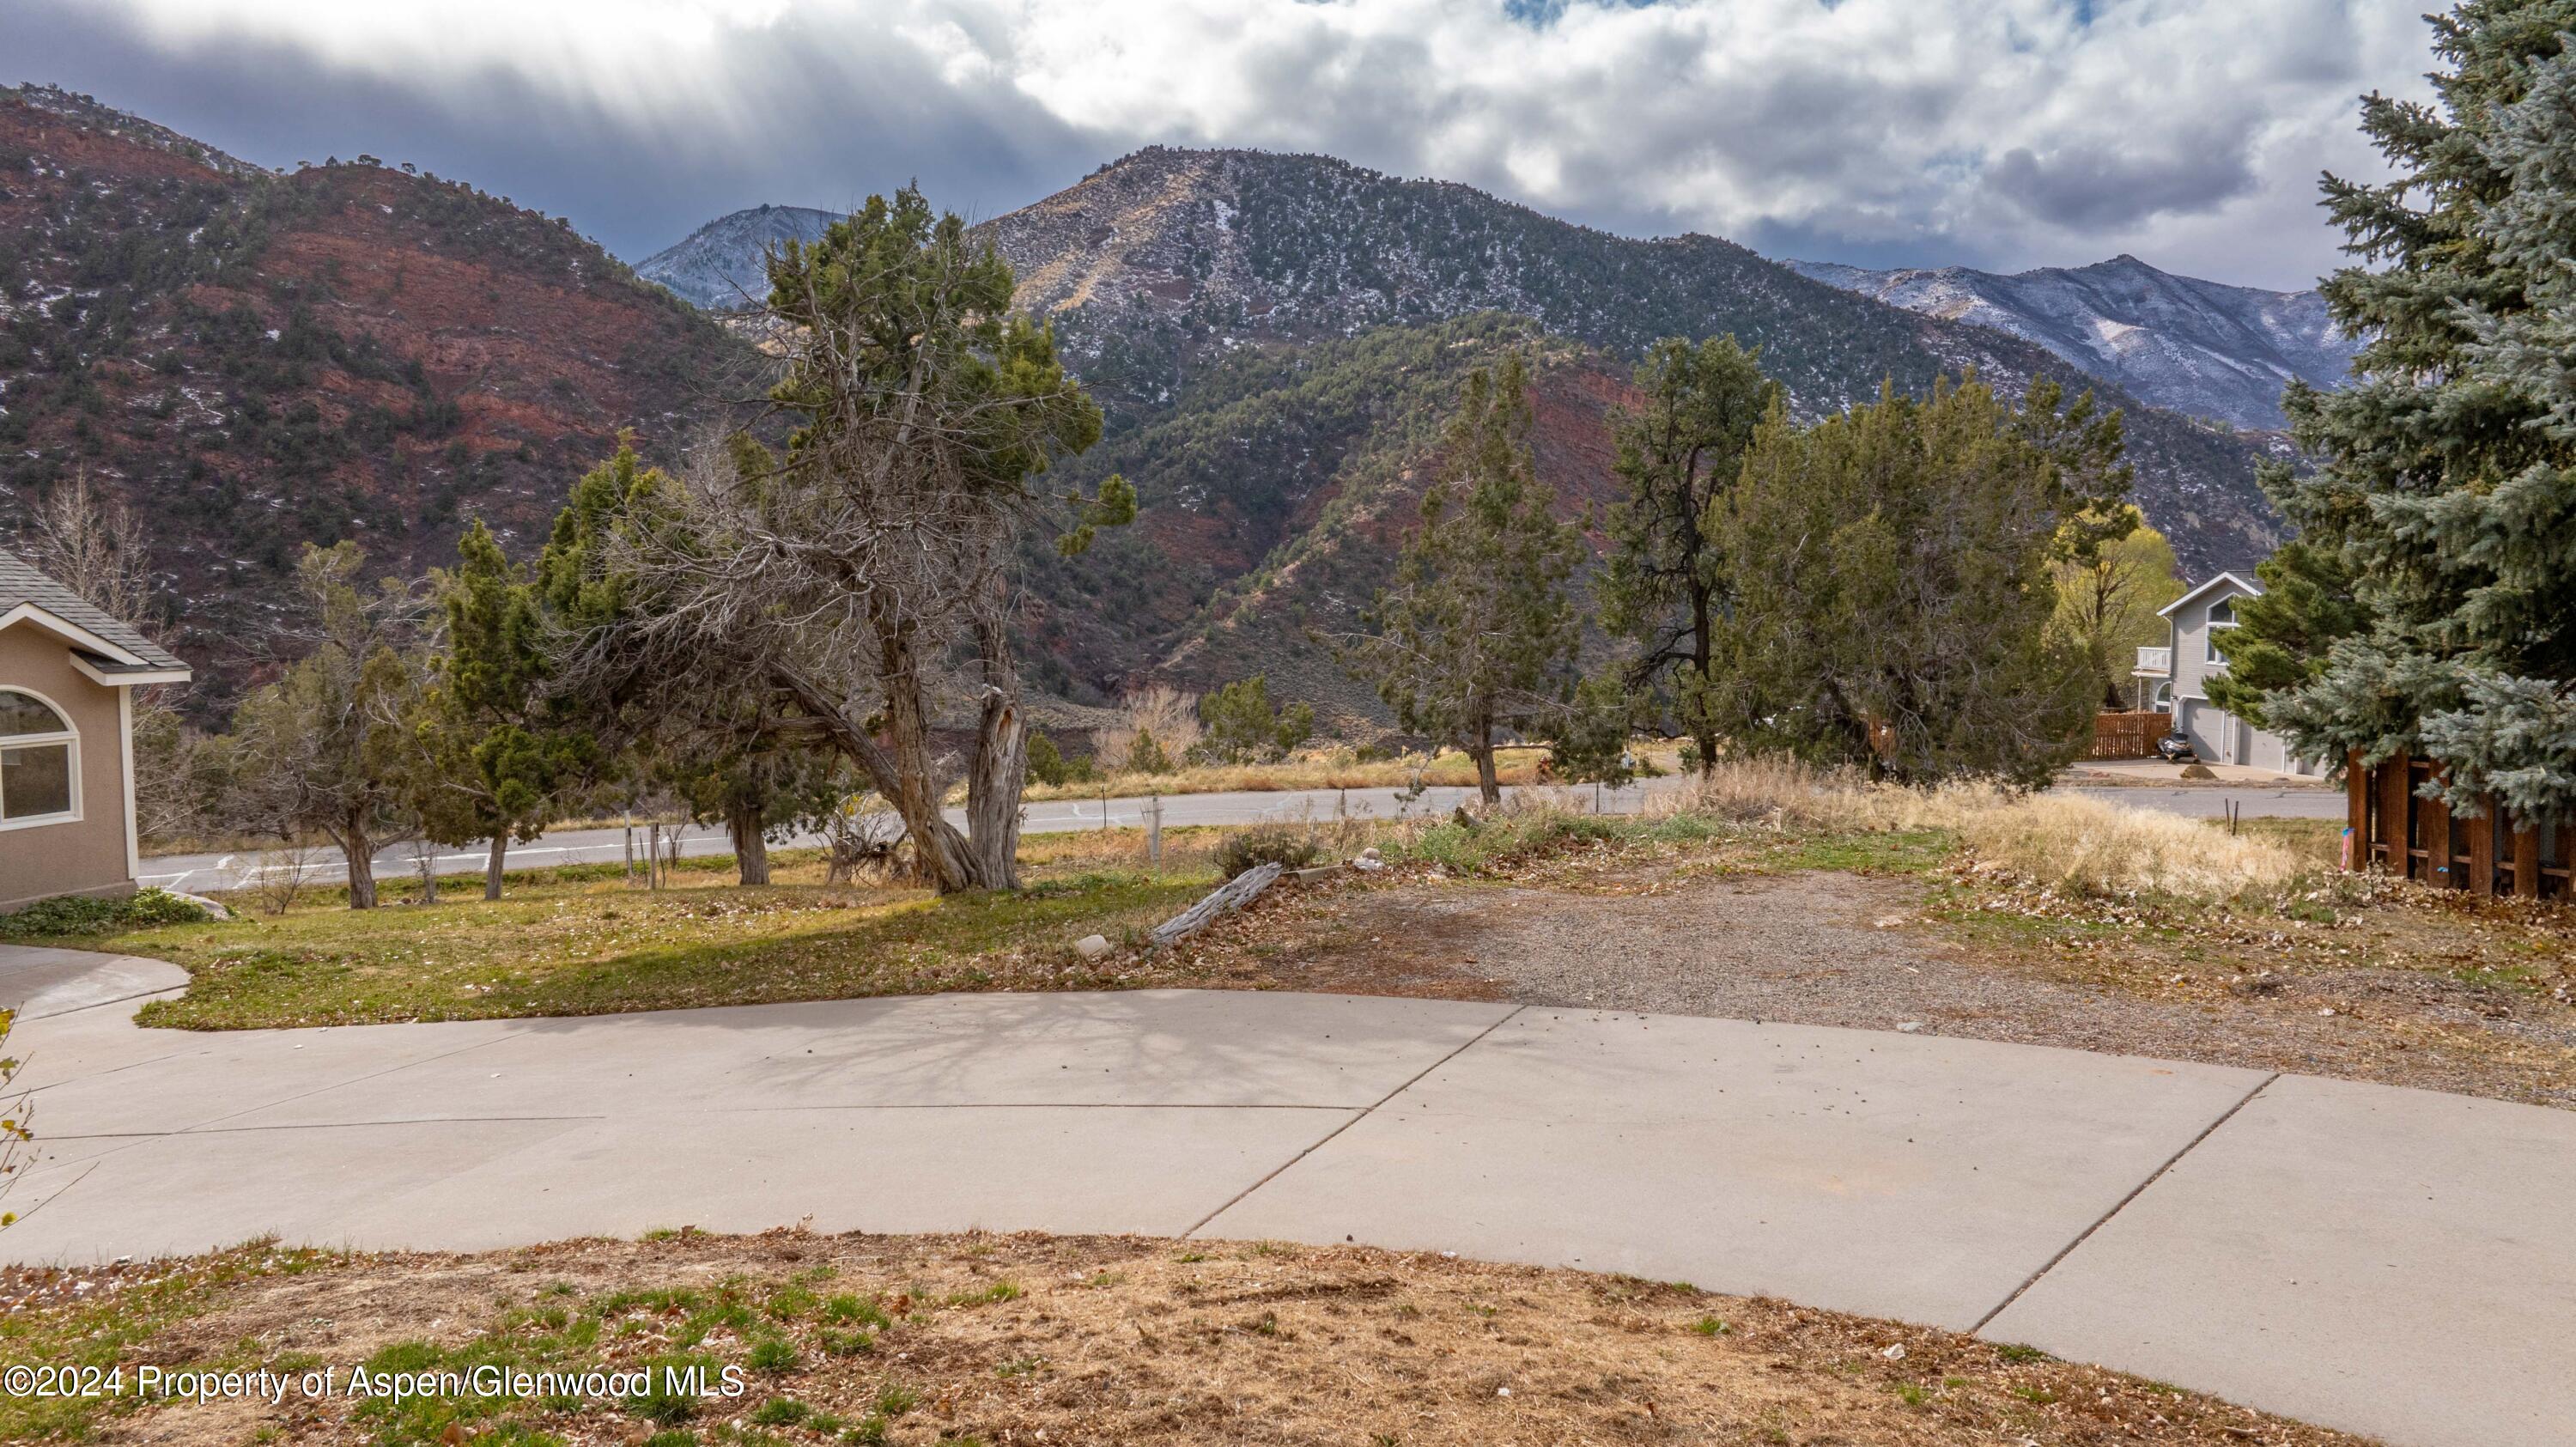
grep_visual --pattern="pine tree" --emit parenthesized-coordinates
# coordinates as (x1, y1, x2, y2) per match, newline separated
(1594, 336, 1782, 775)
(2255, 3, 2576, 820)
(1344, 352, 1583, 804)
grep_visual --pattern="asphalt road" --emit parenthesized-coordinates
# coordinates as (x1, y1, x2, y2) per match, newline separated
(137, 778, 2345, 893)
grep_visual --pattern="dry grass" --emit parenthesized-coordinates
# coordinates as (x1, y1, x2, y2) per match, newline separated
(12, 1231, 2372, 1447)
(1016, 744, 1576, 801)
(1647, 755, 2312, 899)
(1095, 683, 1203, 773)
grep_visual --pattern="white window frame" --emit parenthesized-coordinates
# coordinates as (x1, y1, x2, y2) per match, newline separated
(2204, 599, 2237, 666)
(0, 685, 82, 832)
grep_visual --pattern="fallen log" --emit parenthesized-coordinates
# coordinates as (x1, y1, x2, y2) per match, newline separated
(1151, 861, 1285, 947)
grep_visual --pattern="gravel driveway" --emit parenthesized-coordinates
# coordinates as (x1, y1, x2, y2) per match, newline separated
(1263, 871, 2576, 1108)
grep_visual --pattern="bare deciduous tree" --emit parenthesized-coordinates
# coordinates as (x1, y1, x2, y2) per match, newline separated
(17, 467, 153, 630)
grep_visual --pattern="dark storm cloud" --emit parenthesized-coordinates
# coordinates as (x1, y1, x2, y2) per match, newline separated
(9, 0, 1103, 259)
(1984, 137, 2259, 230)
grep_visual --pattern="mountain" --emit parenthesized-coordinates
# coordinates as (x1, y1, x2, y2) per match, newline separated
(0, 84, 748, 713)
(1784, 255, 2358, 430)
(963, 149, 2288, 694)
(639, 148, 2293, 706)
(635, 203, 837, 309)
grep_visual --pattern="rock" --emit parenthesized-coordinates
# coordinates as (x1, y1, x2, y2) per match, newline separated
(2178, 763, 2219, 780)
(1880, 1343, 1906, 1360)
(1358, 846, 1382, 862)
(1352, 856, 1386, 872)
(1896, 1021, 1924, 1033)
(1073, 934, 1111, 960)
(167, 890, 232, 921)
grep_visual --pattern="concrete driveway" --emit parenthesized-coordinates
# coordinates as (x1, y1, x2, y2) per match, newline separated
(5, 945, 2568, 1447)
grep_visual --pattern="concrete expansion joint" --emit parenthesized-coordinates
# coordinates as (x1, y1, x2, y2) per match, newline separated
(1180, 1005, 1527, 1237)
(1970, 1070, 2281, 1335)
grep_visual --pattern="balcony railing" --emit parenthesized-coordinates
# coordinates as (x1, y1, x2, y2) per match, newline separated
(2134, 646, 2172, 676)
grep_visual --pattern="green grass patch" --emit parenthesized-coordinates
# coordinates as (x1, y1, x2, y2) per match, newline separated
(79, 866, 1210, 1031)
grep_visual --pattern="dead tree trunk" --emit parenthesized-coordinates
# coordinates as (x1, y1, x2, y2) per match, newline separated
(484, 834, 507, 901)
(963, 605, 1026, 891)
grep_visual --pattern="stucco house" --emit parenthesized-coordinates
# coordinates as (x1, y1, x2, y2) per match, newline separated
(0, 549, 191, 911)
(2131, 571, 2321, 775)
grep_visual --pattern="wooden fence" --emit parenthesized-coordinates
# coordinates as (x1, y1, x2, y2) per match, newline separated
(2344, 750, 2573, 899)
(2091, 711, 2168, 759)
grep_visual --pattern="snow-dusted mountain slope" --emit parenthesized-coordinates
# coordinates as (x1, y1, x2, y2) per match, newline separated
(1785, 255, 2357, 429)
(635, 203, 838, 309)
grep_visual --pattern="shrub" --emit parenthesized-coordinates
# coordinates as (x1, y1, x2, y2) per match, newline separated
(1214, 824, 1324, 878)
(1124, 728, 1174, 775)
(0, 886, 207, 939)
(1026, 730, 1071, 787)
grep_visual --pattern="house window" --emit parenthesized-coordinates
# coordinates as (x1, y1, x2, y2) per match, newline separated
(2206, 598, 2237, 665)
(0, 689, 79, 827)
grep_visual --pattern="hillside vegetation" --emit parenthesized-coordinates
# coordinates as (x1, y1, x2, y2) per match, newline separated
(0, 84, 748, 711)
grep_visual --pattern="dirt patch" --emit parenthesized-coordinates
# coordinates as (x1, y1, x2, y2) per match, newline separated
(33, 1230, 2372, 1447)
(1220, 867, 2576, 1109)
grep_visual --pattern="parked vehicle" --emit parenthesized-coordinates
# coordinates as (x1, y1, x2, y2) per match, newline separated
(2156, 731, 2198, 764)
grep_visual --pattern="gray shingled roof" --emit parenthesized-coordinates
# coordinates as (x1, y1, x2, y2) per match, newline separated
(0, 547, 188, 671)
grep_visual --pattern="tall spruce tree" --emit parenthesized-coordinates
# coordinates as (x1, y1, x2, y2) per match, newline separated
(2255, 2, 2576, 820)
(1595, 336, 1782, 776)
(1345, 352, 1583, 804)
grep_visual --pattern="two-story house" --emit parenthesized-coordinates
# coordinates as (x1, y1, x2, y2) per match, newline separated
(2131, 572, 2321, 775)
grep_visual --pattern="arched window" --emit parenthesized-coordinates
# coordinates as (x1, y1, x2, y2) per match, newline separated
(0, 689, 78, 827)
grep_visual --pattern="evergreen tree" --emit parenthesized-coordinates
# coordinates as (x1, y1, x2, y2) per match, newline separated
(1125, 728, 1173, 775)
(414, 519, 592, 900)
(671, 741, 837, 887)
(1344, 352, 1583, 804)
(1711, 377, 2126, 787)
(1595, 336, 1781, 776)
(1194, 676, 1318, 763)
(2201, 542, 2371, 729)
(2255, 3, 2576, 820)
(1025, 730, 1072, 787)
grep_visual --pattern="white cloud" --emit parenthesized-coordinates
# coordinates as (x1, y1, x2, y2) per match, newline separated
(65, 0, 2439, 287)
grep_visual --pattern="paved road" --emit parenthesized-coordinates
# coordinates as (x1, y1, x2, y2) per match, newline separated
(137, 779, 2343, 893)
(5, 946, 2567, 1447)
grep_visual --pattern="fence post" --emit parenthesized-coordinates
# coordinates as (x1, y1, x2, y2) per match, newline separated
(1148, 793, 1162, 872)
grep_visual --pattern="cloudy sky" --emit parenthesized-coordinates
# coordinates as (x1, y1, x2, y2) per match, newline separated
(17, 0, 2437, 290)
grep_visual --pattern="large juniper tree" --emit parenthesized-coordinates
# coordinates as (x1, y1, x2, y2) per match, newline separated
(2252, 1, 2576, 819)
(1594, 336, 1782, 776)
(1710, 377, 2129, 787)
(1343, 352, 1583, 805)
(544, 191, 1131, 893)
